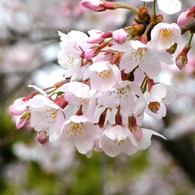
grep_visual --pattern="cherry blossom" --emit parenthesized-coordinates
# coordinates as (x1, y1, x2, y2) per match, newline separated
(97, 80, 143, 117)
(57, 30, 90, 80)
(111, 40, 173, 79)
(99, 124, 138, 157)
(151, 23, 181, 52)
(59, 115, 100, 154)
(26, 95, 65, 142)
(8, 0, 194, 160)
(83, 61, 122, 91)
(144, 83, 176, 119)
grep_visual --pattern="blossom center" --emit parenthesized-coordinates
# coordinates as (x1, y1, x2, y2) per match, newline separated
(160, 29, 174, 43)
(43, 108, 57, 124)
(96, 69, 113, 79)
(148, 102, 160, 113)
(130, 48, 146, 63)
(111, 87, 128, 99)
(67, 56, 76, 64)
(113, 139, 125, 145)
(66, 122, 83, 136)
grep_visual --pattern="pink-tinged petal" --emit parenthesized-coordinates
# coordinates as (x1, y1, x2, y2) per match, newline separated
(120, 138, 138, 155)
(104, 125, 128, 141)
(100, 134, 121, 157)
(140, 54, 161, 79)
(37, 131, 48, 145)
(120, 51, 138, 73)
(138, 128, 166, 150)
(87, 61, 121, 91)
(81, 0, 105, 12)
(83, 122, 100, 140)
(49, 110, 65, 142)
(74, 130, 94, 154)
(61, 136, 74, 150)
(112, 29, 128, 44)
(16, 117, 30, 129)
(9, 97, 27, 115)
(111, 41, 133, 52)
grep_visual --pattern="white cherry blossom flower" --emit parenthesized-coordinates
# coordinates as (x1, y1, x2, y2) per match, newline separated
(144, 83, 168, 119)
(57, 30, 90, 80)
(151, 22, 181, 52)
(97, 80, 143, 117)
(111, 40, 173, 79)
(83, 61, 122, 91)
(57, 81, 97, 119)
(99, 125, 138, 157)
(26, 95, 65, 142)
(60, 115, 100, 154)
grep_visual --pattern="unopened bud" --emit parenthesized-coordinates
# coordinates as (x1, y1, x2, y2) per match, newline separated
(131, 125, 143, 141)
(81, 0, 105, 12)
(112, 29, 128, 44)
(175, 43, 191, 70)
(37, 131, 48, 145)
(81, 0, 117, 12)
(178, 7, 195, 27)
(54, 95, 68, 109)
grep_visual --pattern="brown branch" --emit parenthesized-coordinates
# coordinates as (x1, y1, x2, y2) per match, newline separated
(181, 19, 195, 34)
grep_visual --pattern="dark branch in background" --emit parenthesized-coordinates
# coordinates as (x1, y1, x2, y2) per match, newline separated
(0, 59, 58, 109)
(160, 110, 195, 184)
(0, 27, 68, 46)
(160, 133, 195, 183)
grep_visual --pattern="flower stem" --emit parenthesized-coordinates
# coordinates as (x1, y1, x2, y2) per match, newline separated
(153, 0, 157, 15)
(115, 3, 139, 14)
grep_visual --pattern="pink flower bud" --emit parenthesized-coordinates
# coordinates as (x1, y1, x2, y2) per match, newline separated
(177, 7, 195, 27)
(87, 30, 105, 44)
(37, 131, 48, 145)
(84, 49, 96, 60)
(175, 56, 188, 70)
(81, 0, 117, 12)
(9, 97, 27, 115)
(131, 126, 143, 141)
(112, 29, 128, 44)
(81, 0, 105, 12)
(175, 43, 191, 70)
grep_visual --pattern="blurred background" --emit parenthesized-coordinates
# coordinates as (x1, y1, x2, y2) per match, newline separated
(1, 0, 195, 194)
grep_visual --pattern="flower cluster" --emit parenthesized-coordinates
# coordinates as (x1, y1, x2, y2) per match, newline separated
(9, 0, 195, 157)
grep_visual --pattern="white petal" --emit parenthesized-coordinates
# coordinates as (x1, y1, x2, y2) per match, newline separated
(138, 128, 166, 150)
(157, 0, 181, 14)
